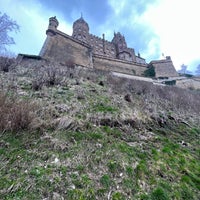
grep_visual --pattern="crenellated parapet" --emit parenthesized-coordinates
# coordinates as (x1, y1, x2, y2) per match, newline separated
(71, 17, 138, 63)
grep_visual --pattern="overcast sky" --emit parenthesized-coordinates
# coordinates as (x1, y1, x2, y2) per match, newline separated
(1, 0, 200, 72)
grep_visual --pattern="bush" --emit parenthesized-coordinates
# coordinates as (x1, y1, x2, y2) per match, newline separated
(163, 80, 176, 86)
(0, 91, 36, 132)
(0, 56, 15, 72)
(143, 64, 155, 77)
(31, 79, 44, 91)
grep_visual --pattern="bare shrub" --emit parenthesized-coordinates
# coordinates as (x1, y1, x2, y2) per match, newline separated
(31, 79, 44, 91)
(106, 73, 200, 116)
(0, 91, 36, 133)
(44, 66, 67, 86)
(31, 65, 67, 90)
(0, 56, 15, 72)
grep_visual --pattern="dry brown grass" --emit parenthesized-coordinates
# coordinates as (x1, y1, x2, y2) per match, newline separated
(0, 91, 36, 133)
(107, 75, 200, 115)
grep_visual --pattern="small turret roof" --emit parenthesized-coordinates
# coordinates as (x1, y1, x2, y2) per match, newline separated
(73, 16, 89, 30)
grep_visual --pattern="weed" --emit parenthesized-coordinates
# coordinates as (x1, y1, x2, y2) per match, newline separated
(151, 148, 159, 160)
(126, 166, 134, 177)
(88, 132, 103, 140)
(150, 187, 169, 200)
(118, 142, 135, 157)
(135, 160, 148, 179)
(100, 174, 111, 189)
(107, 160, 122, 174)
(139, 193, 150, 200)
(122, 178, 135, 190)
(92, 103, 118, 113)
(179, 184, 195, 200)
(112, 192, 126, 200)
(76, 165, 85, 173)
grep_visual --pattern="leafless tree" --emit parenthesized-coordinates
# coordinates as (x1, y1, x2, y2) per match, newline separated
(195, 64, 200, 76)
(0, 12, 19, 52)
(178, 64, 187, 75)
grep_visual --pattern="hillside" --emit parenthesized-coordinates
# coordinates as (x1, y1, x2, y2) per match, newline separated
(0, 61, 200, 200)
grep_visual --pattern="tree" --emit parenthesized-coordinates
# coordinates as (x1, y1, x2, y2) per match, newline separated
(195, 64, 200, 75)
(143, 63, 155, 77)
(0, 12, 19, 52)
(178, 64, 188, 74)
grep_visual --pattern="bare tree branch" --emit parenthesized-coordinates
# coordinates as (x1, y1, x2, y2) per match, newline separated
(0, 12, 19, 51)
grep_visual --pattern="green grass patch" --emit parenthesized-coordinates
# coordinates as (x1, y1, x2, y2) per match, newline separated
(92, 103, 118, 113)
(150, 187, 169, 200)
(100, 174, 111, 189)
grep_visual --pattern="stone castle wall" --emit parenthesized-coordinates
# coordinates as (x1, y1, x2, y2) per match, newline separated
(150, 59, 178, 78)
(25, 16, 179, 80)
(93, 54, 146, 76)
(40, 31, 93, 68)
(88, 34, 116, 58)
(39, 29, 146, 75)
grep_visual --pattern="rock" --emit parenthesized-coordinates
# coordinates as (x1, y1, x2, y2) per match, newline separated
(53, 116, 82, 131)
(179, 140, 188, 147)
(18, 90, 28, 96)
(55, 104, 69, 113)
(96, 143, 102, 148)
(124, 94, 132, 102)
(53, 192, 64, 200)
(54, 116, 73, 130)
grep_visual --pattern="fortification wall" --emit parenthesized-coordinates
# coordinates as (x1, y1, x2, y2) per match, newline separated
(88, 34, 116, 58)
(151, 60, 178, 78)
(39, 27, 147, 76)
(93, 55, 146, 76)
(41, 32, 93, 67)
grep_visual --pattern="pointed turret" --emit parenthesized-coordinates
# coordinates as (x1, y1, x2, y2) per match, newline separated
(72, 16, 89, 43)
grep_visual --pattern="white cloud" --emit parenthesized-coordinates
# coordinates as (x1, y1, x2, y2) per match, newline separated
(109, 0, 126, 16)
(0, 0, 71, 55)
(140, 0, 200, 70)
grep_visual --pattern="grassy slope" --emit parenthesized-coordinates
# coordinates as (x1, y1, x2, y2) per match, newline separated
(0, 64, 200, 200)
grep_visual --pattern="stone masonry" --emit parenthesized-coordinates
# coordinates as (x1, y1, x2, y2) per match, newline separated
(20, 16, 178, 78)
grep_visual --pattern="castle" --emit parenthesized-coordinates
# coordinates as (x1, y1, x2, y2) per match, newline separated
(18, 16, 178, 78)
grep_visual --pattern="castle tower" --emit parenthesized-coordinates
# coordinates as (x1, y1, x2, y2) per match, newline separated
(46, 16, 59, 36)
(112, 32, 127, 53)
(112, 32, 135, 61)
(72, 16, 89, 43)
(40, 16, 59, 56)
